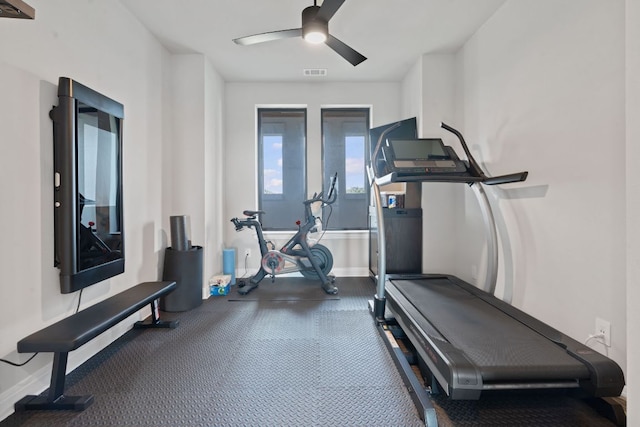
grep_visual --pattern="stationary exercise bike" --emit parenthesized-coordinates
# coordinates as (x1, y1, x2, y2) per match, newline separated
(230, 173, 338, 295)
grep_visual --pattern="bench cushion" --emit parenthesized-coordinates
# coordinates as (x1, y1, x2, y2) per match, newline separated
(18, 281, 176, 353)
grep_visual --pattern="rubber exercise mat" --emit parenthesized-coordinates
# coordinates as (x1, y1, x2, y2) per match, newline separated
(227, 276, 340, 301)
(1, 277, 422, 427)
(0, 277, 621, 427)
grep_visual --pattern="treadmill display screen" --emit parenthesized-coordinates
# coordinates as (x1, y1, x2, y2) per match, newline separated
(389, 139, 449, 160)
(382, 138, 467, 174)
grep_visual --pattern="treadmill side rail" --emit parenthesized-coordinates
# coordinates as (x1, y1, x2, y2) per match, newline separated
(376, 323, 439, 426)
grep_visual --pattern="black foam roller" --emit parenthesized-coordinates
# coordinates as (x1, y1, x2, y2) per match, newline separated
(170, 215, 190, 251)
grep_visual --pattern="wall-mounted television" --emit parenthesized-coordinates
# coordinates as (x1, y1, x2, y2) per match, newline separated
(50, 77, 125, 294)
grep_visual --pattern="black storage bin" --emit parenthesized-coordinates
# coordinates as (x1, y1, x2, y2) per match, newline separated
(160, 246, 203, 312)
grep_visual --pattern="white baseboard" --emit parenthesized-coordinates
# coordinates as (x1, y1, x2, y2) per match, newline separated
(329, 267, 370, 277)
(234, 267, 369, 280)
(0, 364, 50, 421)
(0, 313, 145, 422)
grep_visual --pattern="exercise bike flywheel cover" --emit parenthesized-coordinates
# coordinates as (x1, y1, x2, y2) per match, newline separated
(261, 251, 285, 273)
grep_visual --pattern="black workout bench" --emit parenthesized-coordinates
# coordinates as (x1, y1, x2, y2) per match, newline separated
(15, 281, 179, 411)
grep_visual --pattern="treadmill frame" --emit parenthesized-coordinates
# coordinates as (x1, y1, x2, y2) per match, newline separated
(368, 122, 625, 425)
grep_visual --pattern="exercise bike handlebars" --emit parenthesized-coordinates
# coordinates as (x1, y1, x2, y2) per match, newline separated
(231, 172, 338, 231)
(304, 172, 338, 207)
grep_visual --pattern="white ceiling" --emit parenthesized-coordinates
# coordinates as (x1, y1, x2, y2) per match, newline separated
(120, 0, 506, 83)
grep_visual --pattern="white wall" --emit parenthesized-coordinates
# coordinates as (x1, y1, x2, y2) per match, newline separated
(166, 54, 225, 292)
(204, 60, 227, 288)
(400, 55, 469, 278)
(224, 82, 401, 277)
(401, 58, 423, 122)
(625, 0, 639, 423)
(0, 1, 170, 417)
(456, 0, 627, 381)
(419, 55, 463, 277)
(0, 1, 226, 419)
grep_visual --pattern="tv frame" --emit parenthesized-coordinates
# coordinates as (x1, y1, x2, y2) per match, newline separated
(50, 77, 125, 294)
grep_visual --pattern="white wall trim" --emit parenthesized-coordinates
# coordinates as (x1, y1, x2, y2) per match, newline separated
(264, 230, 368, 240)
(0, 314, 146, 420)
(235, 267, 369, 279)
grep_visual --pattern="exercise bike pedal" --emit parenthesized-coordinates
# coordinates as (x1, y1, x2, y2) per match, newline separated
(238, 282, 259, 295)
(322, 281, 338, 295)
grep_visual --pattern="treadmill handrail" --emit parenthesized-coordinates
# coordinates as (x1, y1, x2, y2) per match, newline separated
(483, 171, 529, 185)
(374, 122, 528, 186)
(439, 122, 529, 185)
(440, 122, 486, 178)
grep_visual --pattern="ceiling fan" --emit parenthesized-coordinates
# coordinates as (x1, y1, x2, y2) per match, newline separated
(232, 0, 367, 66)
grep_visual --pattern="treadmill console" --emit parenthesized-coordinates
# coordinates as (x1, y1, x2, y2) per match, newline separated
(382, 138, 467, 174)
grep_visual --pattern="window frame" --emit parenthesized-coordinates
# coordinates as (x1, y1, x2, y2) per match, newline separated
(321, 107, 371, 231)
(257, 108, 307, 231)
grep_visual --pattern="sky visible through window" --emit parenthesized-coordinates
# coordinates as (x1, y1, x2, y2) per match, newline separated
(345, 135, 365, 193)
(263, 134, 283, 194)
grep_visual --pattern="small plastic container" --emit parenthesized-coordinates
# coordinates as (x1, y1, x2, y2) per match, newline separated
(209, 274, 231, 296)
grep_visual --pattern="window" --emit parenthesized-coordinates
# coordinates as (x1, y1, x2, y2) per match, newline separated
(258, 109, 306, 230)
(344, 135, 366, 194)
(262, 134, 283, 195)
(321, 108, 370, 230)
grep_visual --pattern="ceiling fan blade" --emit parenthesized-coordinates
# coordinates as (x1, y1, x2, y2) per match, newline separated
(316, 0, 345, 22)
(233, 28, 302, 46)
(325, 34, 367, 66)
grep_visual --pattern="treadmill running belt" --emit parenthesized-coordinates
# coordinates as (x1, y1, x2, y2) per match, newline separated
(390, 278, 590, 382)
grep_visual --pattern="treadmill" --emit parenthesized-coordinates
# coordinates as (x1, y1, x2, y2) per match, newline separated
(368, 122, 626, 426)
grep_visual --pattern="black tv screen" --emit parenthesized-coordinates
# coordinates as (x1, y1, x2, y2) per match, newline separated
(50, 77, 125, 294)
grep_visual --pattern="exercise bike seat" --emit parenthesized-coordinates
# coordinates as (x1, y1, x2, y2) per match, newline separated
(243, 210, 265, 218)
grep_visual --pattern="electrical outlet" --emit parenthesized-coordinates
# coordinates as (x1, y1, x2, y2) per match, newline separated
(595, 317, 611, 347)
(244, 248, 251, 258)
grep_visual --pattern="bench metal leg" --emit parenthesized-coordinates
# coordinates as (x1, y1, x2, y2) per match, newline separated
(15, 352, 94, 411)
(134, 299, 179, 329)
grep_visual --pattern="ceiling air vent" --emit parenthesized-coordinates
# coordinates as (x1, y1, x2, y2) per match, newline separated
(0, 0, 35, 19)
(303, 68, 328, 77)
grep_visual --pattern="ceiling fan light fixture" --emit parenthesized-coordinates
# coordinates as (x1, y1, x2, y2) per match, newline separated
(0, 0, 35, 19)
(304, 30, 326, 44)
(302, 4, 328, 44)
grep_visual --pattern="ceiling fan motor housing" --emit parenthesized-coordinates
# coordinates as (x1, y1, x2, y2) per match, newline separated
(302, 5, 328, 40)
(232, 0, 366, 66)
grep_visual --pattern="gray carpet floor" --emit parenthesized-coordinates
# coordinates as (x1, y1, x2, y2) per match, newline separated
(1, 277, 622, 426)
